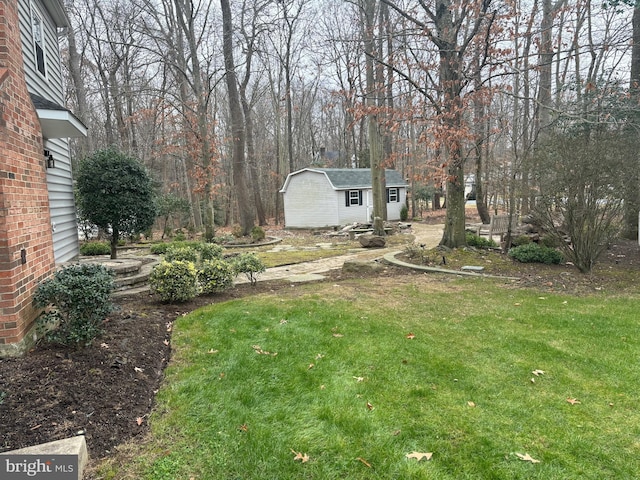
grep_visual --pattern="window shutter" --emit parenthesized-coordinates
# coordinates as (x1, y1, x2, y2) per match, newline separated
(345, 191, 350, 207)
(359, 191, 363, 205)
(386, 188, 390, 203)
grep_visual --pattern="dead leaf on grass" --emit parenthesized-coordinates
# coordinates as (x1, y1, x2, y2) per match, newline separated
(208, 349, 219, 354)
(406, 452, 433, 461)
(136, 417, 144, 426)
(252, 345, 277, 356)
(356, 457, 372, 468)
(353, 376, 364, 382)
(532, 369, 545, 376)
(406, 333, 416, 339)
(366, 401, 374, 411)
(238, 424, 248, 432)
(516, 453, 540, 464)
(467, 401, 476, 407)
(566, 397, 581, 405)
(332, 333, 344, 338)
(291, 449, 309, 463)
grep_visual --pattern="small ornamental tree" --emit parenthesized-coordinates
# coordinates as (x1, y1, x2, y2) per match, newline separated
(76, 149, 156, 259)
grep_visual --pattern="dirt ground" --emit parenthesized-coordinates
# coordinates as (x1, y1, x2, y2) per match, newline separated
(1, 214, 639, 471)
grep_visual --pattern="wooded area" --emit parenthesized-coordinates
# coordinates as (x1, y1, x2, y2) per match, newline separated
(63, 0, 640, 246)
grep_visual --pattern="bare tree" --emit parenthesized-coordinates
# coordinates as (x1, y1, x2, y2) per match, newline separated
(221, 0, 255, 235)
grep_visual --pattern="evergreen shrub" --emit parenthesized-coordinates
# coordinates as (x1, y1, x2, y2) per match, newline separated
(465, 233, 497, 249)
(232, 253, 266, 286)
(80, 241, 111, 256)
(164, 246, 198, 263)
(33, 264, 115, 346)
(198, 259, 235, 294)
(509, 243, 563, 264)
(149, 260, 198, 303)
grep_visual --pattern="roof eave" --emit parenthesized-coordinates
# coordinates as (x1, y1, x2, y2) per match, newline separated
(44, 0, 69, 28)
(36, 108, 88, 139)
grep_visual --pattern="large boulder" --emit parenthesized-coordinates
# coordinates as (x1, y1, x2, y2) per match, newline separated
(342, 260, 386, 274)
(358, 235, 386, 248)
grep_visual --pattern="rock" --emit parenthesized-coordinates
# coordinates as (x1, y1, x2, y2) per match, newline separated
(342, 260, 386, 274)
(358, 235, 386, 248)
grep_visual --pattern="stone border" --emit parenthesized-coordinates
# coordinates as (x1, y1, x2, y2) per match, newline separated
(223, 236, 282, 248)
(383, 251, 520, 280)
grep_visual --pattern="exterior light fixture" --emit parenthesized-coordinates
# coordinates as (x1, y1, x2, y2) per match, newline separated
(44, 149, 55, 168)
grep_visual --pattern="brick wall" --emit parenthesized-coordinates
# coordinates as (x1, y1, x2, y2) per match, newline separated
(0, 0, 56, 355)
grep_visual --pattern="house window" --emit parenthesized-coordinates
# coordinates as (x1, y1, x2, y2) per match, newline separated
(387, 188, 399, 203)
(32, 8, 46, 76)
(345, 190, 363, 207)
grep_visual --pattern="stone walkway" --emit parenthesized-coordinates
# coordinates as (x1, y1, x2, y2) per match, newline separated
(239, 223, 444, 284)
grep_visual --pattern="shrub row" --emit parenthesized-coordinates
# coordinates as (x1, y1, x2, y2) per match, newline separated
(149, 250, 265, 303)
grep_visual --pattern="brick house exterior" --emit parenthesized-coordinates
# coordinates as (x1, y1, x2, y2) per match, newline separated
(0, 0, 85, 356)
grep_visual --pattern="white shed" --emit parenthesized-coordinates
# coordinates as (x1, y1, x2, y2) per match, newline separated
(280, 168, 408, 228)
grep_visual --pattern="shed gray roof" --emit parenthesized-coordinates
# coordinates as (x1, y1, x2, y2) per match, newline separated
(284, 168, 407, 191)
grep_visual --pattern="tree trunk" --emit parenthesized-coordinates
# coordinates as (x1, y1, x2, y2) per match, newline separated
(622, 4, 640, 240)
(221, 0, 254, 235)
(363, 0, 386, 235)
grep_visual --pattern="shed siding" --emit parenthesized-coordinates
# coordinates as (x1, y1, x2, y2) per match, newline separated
(19, 0, 79, 263)
(283, 171, 339, 228)
(336, 189, 370, 224)
(387, 188, 407, 221)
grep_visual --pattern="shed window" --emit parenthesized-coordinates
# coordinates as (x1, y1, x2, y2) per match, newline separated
(387, 188, 399, 203)
(32, 8, 46, 76)
(345, 190, 363, 207)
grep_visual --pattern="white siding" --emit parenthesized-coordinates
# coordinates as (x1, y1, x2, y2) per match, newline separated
(336, 189, 370, 224)
(387, 188, 407, 221)
(19, 0, 79, 262)
(283, 171, 339, 228)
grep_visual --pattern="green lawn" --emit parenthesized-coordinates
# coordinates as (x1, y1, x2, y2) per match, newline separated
(110, 278, 640, 479)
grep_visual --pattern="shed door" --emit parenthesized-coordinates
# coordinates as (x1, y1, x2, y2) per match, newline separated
(366, 190, 373, 222)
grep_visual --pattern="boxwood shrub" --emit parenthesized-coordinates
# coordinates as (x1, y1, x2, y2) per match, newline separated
(80, 241, 111, 256)
(508, 242, 563, 264)
(465, 233, 497, 249)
